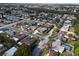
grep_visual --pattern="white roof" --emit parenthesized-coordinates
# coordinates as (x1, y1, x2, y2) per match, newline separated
(65, 20, 71, 23)
(58, 46, 64, 53)
(0, 31, 4, 33)
(17, 42, 22, 45)
(60, 25, 69, 32)
(53, 46, 64, 53)
(64, 35, 69, 38)
(0, 44, 3, 48)
(3, 47, 17, 56)
(52, 39, 61, 47)
(13, 37, 19, 42)
(33, 30, 39, 35)
(52, 40, 64, 53)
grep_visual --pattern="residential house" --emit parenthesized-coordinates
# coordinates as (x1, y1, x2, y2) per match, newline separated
(30, 26, 37, 31)
(64, 20, 71, 27)
(53, 46, 64, 53)
(48, 50, 59, 56)
(0, 31, 4, 33)
(20, 35, 34, 46)
(13, 34, 27, 42)
(0, 44, 4, 53)
(36, 27, 47, 33)
(3, 47, 17, 56)
(62, 44, 71, 51)
(59, 20, 71, 35)
(5, 30, 15, 37)
(13, 34, 34, 46)
(33, 30, 39, 35)
(0, 44, 3, 49)
(52, 39, 64, 53)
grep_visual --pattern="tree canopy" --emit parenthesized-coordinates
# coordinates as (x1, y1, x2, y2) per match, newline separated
(14, 44, 32, 56)
(0, 33, 10, 47)
(74, 40, 79, 55)
(73, 15, 79, 35)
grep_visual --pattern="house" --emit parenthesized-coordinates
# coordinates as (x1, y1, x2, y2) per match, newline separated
(48, 50, 59, 56)
(0, 44, 4, 53)
(0, 31, 4, 33)
(5, 30, 15, 37)
(58, 34, 67, 42)
(0, 44, 3, 49)
(4, 15, 19, 22)
(0, 28, 9, 32)
(20, 26, 24, 31)
(14, 34, 27, 42)
(30, 26, 37, 31)
(52, 39, 61, 48)
(59, 31, 67, 36)
(14, 34, 34, 46)
(66, 16, 72, 20)
(3, 47, 17, 56)
(58, 20, 72, 39)
(73, 35, 79, 39)
(13, 34, 26, 42)
(62, 14, 68, 19)
(20, 35, 34, 46)
(59, 20, 71, 34)
(37, 22, 44, 26)
(36, 27, 47, 33)
(64, 50, 73, 56)
(64, 20, 71, 26)
(52, 39, 64, 53)
(33, 30, 39, 35)
(71, 15, 76, 20)
(13, 37, 19, 42)
(0, 19, 2, 22)
(43, 23, 53, 28)
(74, 9, 76, 12)
(53, 46, 64, 53)
(0, 13, 2, 19)
(26, 20, 37, 26)
(60, 26, 69, 33)
(64, 35, 69, 39)
(62, 44, 71, 51)
(17, 42, 22, 45)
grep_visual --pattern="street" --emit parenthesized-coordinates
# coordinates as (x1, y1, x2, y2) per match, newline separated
(32, 24, 57, 56)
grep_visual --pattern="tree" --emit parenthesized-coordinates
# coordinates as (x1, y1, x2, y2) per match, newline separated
(0, 33, 16, 48)
(74, 24, 79, 35)
(0, 33, 8, 42)
(14, 44, 32, 56)
(73, 18, 79, 35)
(73, 15, 79, 35)
(0, 33, 10, 47)
(74, 47, 79, 56)
(74, 40, 79, 55)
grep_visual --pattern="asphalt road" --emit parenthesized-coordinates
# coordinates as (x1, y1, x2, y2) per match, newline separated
(32, 24, 57, 56)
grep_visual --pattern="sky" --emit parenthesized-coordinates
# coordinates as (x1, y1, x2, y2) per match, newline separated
(0, 0, 79, 3)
